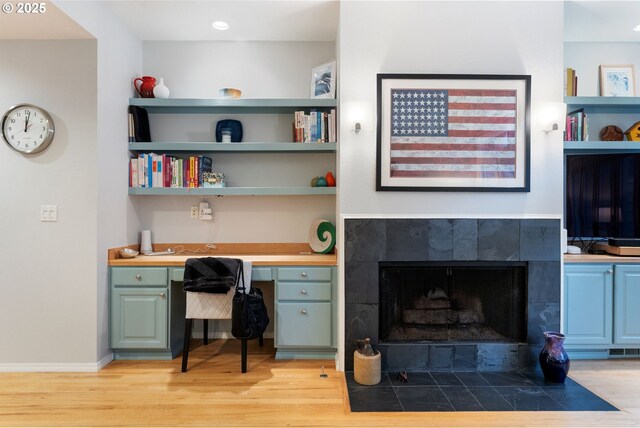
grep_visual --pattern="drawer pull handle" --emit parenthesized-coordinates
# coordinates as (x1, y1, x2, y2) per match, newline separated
(135, 274, 142, 280)
(301, 272, 307, 278)
(301, 290, 308, 295)
(160, 292, 166, 299)
(300, 309, 307, 315)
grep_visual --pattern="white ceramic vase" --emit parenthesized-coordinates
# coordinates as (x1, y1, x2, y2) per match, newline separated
(153, 77, 170, 98)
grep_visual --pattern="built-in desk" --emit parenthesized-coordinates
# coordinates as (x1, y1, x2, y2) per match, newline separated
(108, 243, 337, 360)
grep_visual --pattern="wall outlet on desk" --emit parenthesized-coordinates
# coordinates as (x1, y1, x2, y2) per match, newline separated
(190, 206, 198, 219)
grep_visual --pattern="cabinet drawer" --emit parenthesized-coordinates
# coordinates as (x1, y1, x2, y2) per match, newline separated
(112, 267, 168, 286)
(276, 302, 332, 347)
(170, 267, 272, 282)
(277, 267, 331, 282)
(277, 282, 331, 301)
(252, 267, 273, 281)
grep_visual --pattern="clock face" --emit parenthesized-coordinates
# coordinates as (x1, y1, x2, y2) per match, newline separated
(2, 104, 55, 154)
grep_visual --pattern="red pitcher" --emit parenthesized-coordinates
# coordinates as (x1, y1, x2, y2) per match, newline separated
(133, 76, 156, 98)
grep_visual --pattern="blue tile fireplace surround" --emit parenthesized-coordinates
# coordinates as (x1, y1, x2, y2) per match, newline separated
(344, 218, 561, 372)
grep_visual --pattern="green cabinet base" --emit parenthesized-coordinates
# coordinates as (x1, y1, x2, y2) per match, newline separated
(275, 349, 336, 360)
(113, 349, 182, 360)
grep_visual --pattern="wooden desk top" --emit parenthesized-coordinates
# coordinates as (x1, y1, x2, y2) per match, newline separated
(108, 243, 337, 267)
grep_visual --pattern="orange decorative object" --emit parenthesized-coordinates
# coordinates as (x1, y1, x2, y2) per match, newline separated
(325, 171, 336, 187)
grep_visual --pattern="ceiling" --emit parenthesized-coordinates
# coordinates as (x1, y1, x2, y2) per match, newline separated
(564, 0, 640, 42)
(0, 1, 638, 43)
(0, 0, 339, 41)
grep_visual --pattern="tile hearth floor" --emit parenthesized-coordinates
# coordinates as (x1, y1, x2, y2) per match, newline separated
(346, 371, 618, 412)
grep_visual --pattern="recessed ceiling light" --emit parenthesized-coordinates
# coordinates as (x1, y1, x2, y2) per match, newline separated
(634, 24, 640, 32)
(212, 21, 229, 31)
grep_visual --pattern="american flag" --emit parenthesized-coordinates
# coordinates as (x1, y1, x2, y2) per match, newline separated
(389, 88, 517, 179)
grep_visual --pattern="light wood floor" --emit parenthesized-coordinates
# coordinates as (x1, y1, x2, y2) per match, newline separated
(1, 339, 640, 427)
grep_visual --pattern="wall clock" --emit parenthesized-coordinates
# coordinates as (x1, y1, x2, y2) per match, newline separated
(1, 104, 55, 154)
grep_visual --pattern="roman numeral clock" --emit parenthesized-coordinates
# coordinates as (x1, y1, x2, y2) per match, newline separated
(2, 104, 55, 154)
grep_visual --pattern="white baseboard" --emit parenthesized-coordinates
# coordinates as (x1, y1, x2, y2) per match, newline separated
(0, 353, 114, 372)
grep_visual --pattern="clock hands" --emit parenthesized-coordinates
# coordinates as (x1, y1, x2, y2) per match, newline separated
(24, 110, 30, 132)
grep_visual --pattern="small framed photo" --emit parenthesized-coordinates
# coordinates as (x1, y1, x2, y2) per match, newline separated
(310, 60, 336, 99)
(599, 64, 636, 97)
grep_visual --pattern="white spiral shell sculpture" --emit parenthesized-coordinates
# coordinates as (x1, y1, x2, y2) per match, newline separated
(309, 219, 336, 254)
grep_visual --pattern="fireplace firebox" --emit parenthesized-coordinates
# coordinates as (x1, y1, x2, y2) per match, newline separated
(379, 262, 527, 344)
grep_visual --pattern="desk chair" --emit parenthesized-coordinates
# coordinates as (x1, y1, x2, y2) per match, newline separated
(181, 261, 263, 373)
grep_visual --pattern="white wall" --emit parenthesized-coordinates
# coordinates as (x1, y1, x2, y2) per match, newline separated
(336, 0, 565, 370)
(0, 40, 98, 369)
(339, 0, 565, 218)
(565, 42, 640, 96)
(54, 0, 144, 367)
(140, 41, 337, 244)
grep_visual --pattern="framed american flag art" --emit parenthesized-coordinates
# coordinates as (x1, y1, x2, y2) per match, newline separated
(376, 74, 531, 192)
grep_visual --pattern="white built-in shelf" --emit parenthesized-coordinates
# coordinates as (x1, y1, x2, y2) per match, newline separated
(129, 142, 336, 153)
(129, 98, 337, 114)
(128, 187, 336, 196)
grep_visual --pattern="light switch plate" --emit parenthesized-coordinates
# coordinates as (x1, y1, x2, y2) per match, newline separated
(40, 205, 57, 222)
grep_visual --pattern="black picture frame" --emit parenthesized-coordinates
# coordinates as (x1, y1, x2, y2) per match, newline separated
(376, 73, 531, 192)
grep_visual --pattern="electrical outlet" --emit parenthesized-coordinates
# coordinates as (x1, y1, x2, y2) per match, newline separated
(190, 206, 198, 219)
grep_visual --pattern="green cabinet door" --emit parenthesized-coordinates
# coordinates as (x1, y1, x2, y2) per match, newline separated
(111, 287, 168, 349)
(275, 302, 332, 347)
(564, 264, 613, 346)
(614, 265, 640, 344)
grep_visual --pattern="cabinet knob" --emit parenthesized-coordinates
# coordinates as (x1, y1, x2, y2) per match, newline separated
(135, 274, 142, 280)
(301, 272, 307, 278)
(301, 289, 308, 295)
(159, 292, 166, 299)
(607, 269, 613, 274)
(300, 309, 307, 315)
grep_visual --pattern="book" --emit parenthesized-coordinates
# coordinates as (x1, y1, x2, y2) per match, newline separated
(128, 105, 152, 142)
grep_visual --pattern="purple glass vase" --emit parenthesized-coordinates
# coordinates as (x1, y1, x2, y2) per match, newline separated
(539, 331, 570, 383)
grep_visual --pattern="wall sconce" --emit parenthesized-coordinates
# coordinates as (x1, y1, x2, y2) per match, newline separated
(343, 101, 371, 134)
(539, 102, 567, 133)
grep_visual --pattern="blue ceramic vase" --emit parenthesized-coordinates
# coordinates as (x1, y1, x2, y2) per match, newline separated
(539, 331, 570, 383)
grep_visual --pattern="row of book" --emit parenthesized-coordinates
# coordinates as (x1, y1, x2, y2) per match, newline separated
(565, 68, 578, 97)
(564, 109, 589, 142)
(293, 109, 337, 143)
(129, 153, 212, 188)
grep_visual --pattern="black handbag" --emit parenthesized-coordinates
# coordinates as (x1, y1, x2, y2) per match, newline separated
(231, 263, 269, 340)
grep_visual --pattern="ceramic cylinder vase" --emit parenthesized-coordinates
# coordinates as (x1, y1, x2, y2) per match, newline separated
(153, 77, 170, 99)
(539, 331, 570, 384)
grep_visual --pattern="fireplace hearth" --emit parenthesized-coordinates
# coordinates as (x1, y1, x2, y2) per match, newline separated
(345, 218, 560, 372)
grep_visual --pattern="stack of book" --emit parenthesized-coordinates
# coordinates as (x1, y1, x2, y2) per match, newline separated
(293, 109, 336, 143)
(565, 109, 589, 142)
(565, 68, 578, 97)
(129, 153, 213, 188)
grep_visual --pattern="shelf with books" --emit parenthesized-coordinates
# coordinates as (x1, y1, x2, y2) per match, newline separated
(564, 96, 640, 148)
(129, 142, 336, 153)
(563, 140, 640, 153)
(127, 98, 337, 196)
(128, 187, 336, 196)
